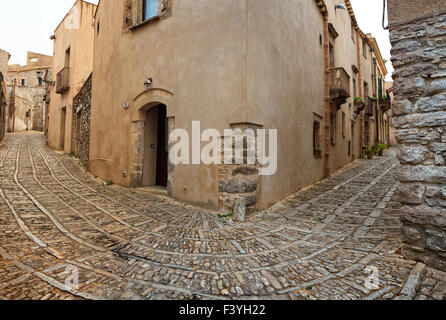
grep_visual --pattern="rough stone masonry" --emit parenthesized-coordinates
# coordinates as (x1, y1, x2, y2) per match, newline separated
(389, 4, 446, 271)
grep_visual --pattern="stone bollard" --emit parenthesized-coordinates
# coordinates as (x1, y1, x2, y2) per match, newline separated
(233, 198, 247, 223)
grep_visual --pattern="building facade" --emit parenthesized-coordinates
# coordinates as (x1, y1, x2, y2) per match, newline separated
(388, 0, 446, 271)
(5, 52, 52, 133)
(0, 49, 9, 141)
(47, 0, 96, 153)
(88, 0, 392, 213)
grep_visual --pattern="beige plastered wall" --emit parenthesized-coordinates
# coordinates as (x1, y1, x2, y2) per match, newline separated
(48, 0, 96, 153)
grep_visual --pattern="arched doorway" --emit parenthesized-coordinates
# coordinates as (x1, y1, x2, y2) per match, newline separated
(143, 104, 168, 187)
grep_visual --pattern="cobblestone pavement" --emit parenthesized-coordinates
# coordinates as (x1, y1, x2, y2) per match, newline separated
(0, 132, 445, 300)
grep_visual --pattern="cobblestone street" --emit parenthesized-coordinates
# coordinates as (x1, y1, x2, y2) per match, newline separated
(0, 132, 445, 300)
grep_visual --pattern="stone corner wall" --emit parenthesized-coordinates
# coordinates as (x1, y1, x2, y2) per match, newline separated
(390, 11, 446, 271)
(217, 123, 261, 215)
(72, 74, 92, 169)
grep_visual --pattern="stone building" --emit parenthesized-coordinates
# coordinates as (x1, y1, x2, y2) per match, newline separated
(47, 0, 96, 153)
(72, 73, 92, 167)
(87, 0, 392, 213)
(5, 52, 52, 132)
(388, 0, 446, 271)
(0, 49, 10, 141)
(386, 82, 397, 147)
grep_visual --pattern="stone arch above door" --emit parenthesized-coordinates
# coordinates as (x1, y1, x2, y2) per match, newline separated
(131, 88, 174, 121)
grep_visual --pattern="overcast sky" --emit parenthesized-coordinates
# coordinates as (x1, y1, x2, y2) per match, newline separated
(350, 0, 393, 81)
(0, 0, 98, 65)
(0, 0, 392, 80)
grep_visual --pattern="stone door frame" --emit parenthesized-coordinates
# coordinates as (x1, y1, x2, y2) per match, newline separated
(130, 88, 174, 196)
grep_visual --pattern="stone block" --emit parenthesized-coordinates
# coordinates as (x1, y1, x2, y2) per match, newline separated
(397, 145, 430, 164)
(218, 179, 258, 194)
(399, 165, 446, 184)
(398, 183, 426, 204)
(430, 78, 446, 94)
(233, 198, 246, 223)
(435, 153, 445, 166)
(414, 94, 446, 113)
(394, 111, 446, 129)
(393, 76, 426, 95)
(396, 128, 440, 144)
(402, 226, 423, 244)
(232, 166, 259, 176)
(393, 99, 413, 116)
(400, 205, 446, 229)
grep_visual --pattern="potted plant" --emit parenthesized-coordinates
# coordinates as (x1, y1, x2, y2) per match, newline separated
(363, 146, 374, 159)
(377, 144, 386, 156)
(373, 145, 380, 155)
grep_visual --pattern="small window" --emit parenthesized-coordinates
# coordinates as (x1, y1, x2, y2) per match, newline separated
(97, 21, 100, 34)
(65, 48, 71, 68)
(363, 39, 367, 59)
(351, 19, 356, 42)
(38, 77, 43, 86)
(313, 121, 322, 157)
(143, 0, 159, 21)
(353, 77, 357, 98)
(330, 113, 336, 145)
(21, 79, 25, 86)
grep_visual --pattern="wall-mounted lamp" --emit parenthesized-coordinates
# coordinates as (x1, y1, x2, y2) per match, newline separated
(335, 4, 347, 10)
(144, 77, 153, 90)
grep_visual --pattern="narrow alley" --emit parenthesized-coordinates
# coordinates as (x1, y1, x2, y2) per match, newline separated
(0, 132, 444, 300)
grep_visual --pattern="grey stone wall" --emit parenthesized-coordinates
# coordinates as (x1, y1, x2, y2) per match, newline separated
(390, 12, 446, 271)
(218, 124, 261, 214)
(72, 74, 92, 168)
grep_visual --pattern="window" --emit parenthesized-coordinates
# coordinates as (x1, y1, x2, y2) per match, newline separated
(38, 77, 43, 86)
(313, 121, 322, 157)
(342, 112, 346, 138)
(353, 77, 357, 98)
(65, 48, 71, 68)
(363, 39, 367, 59)
(364, 81, 369, 97)
(351, 19, 356, 42)
(143, 0, 159, 21)
(21, 79, 25, 86)
(97, 21, 100, 34)
(330, 113, 336, 145)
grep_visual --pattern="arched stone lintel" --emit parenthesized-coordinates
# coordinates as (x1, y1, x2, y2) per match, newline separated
(132, 88, 173, 121)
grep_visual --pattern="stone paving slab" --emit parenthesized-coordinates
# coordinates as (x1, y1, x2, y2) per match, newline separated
(0, 132, 445, 300)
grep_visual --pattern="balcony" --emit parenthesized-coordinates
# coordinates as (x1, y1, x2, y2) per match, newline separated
(56, 67, 70, 94)
(364, 96, 375, 116)
(380, 96, 391, 111)
(330, 67, 351, 109)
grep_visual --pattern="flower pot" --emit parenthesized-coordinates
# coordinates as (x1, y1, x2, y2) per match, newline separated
(378, 150, 383, 156)
(367, 153, 373, 159)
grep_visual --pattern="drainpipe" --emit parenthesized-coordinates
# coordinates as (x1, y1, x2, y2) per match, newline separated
(323, 12, 330, 178)
(357, 30, 364, 157)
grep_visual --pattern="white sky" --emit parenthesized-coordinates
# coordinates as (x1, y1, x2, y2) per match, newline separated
(350, 0, 393, 81)
(0, 0, 393, 80)
(0, 0, 98, 65)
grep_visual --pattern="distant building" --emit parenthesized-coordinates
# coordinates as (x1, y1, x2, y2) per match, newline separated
(5, 52, 52, 132)
(0, 49, 10, 141)
(47, 0, 96, 153)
